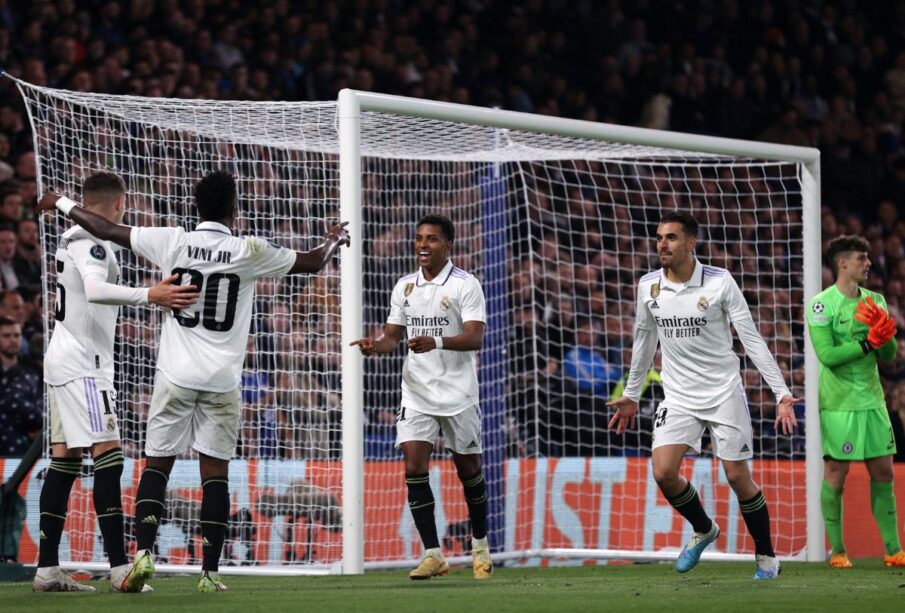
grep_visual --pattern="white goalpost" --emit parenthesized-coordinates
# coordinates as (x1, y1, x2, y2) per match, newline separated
(9, 76, 822, 575)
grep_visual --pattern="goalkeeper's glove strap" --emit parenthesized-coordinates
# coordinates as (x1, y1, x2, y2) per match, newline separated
(860, 339, 873, 354)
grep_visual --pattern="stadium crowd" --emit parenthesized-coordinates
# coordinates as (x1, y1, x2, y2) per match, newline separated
(0, 0, 903, 461)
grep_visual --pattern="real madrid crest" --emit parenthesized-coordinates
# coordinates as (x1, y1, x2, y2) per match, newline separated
(106, 416, 116, 432)
(697, 296, 709, 311)
(404, 283, 414, 297)
(440, 295, 451, 311)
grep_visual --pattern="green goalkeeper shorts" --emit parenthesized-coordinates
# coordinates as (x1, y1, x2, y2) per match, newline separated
(820, 408, 897, 461)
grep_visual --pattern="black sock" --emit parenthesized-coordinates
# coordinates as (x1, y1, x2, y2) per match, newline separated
(200, 477, 229, 572)
(135, 467, 169, 552)
(666, 482, 713, 535)
(38, 457, 81, 568)
(405, 473, 440, 550)
(460, 470, 488, 540)
(740, 489, 775, 557)
(92, 448, 127, 567)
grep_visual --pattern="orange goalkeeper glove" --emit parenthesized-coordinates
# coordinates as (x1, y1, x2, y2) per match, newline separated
(861, 316, 897, 353)
(854, 296, 888, 327)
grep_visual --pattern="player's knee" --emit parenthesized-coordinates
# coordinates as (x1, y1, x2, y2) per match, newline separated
(652, 466, 680, 489)
(146, 455, 176, 476)
(405, 459, 429, 474)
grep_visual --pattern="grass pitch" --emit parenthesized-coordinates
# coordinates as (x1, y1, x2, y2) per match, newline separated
(2, 559, 904, 612)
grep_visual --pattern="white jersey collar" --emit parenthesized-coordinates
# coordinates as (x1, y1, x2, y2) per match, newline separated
(195, 221, 232, 235)
(661, 258, 703, 290)
(417, 259, 455, 286)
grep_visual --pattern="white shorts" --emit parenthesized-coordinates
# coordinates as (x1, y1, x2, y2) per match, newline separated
(145, 371, 242, 460)
(48, 378, 120, 449)
(395, 405, 483, 454)
(651, 384, 754, 461)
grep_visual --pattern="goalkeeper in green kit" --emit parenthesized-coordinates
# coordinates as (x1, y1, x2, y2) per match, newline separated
(806, 235, 905, 569)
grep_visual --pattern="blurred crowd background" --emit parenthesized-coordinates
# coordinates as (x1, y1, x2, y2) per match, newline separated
(0, 0, 903, 461)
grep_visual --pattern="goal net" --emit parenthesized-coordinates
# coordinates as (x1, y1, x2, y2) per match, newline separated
(12, 78, 819, 573)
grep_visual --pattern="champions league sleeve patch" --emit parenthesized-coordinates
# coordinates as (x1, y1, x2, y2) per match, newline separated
(90, 244, 107, 260)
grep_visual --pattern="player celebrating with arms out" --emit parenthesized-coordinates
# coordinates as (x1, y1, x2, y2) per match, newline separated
(38, 170, 349, 592)
(36, 172, 199, 593)
(608, 211, 800, 580)
(351, 214, 492, 580)
(806, 235, 905, 569)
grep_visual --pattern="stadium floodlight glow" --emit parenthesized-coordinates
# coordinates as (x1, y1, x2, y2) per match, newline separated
(10, 76, 821, 576)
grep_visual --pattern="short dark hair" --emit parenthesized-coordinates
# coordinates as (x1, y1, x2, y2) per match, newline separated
(826, 234, 870, 271)
(195, 170, 237, 221)
(0, 315, 16, 327)
(82, 171, 126, 205)
(416, 214, 455, 242)
(659, 210, 699, 237)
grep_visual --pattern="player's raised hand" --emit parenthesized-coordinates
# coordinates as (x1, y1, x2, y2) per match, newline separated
(36, 192, 63, 214)
(774, 395, 802, 434)
(406, 336, 437, 353)
(149, 274, 200, 309)
(854, 296, 887, 326)
(325, 221, 351, 247)
(606, 396, 638, 435)
(350, 337, 377, 356)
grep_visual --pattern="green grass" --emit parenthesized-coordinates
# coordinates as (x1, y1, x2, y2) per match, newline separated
(2, 560, 904, 612)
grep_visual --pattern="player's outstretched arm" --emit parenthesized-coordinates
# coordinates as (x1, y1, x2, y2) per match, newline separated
(407, 320, 485, 353)
(350, 323, 406, 356)
(289, 222, 350, 274)
(37, 193, 133, 249)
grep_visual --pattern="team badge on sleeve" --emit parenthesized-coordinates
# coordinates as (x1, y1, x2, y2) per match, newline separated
(404, 283, 414, 297)
(90, 245, 107, 260)
(811, 301, 824, 314)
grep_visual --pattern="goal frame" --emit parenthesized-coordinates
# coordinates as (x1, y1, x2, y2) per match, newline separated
(9, 74, 822, 575)
(337, 88, 822, 574)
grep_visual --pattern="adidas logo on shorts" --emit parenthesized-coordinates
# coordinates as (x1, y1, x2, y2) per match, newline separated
(739, 444, 750, 453)
(467, 440, 479, 449)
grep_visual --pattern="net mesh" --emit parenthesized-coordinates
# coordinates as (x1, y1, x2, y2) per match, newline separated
(18, 80, 806, 569)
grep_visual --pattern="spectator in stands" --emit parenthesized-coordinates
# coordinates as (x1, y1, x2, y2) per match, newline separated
(0, 0, 901, 460)
(13, 218, 40, 290)
(0, 190, 22, 225)
(0, 315, 41, 456)
(0, 226, 19, 290)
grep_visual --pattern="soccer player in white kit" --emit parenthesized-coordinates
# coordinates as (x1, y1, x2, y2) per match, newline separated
(351, 215, 492, 580)
(39, 170, 349, 592)
(35, 172, 199, 593)
(607, 211, 800, 580)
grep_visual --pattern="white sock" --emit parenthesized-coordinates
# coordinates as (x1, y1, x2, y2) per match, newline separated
(425, 547, 443, 559)
(472, 536, 489, 550)
(36, 566, 60, 579)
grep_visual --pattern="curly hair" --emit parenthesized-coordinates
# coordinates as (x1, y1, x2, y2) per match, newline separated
(195, 170, 237, 221)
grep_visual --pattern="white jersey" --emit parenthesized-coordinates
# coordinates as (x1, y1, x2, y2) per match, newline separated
(45, 227, 121, 385)
(130, 221, 295, 392)
(387, 260, 486, 416)
(624, 259, 790, 410)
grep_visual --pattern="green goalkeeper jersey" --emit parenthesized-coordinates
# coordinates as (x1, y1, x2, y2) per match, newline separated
(806, 285, 897, 412)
